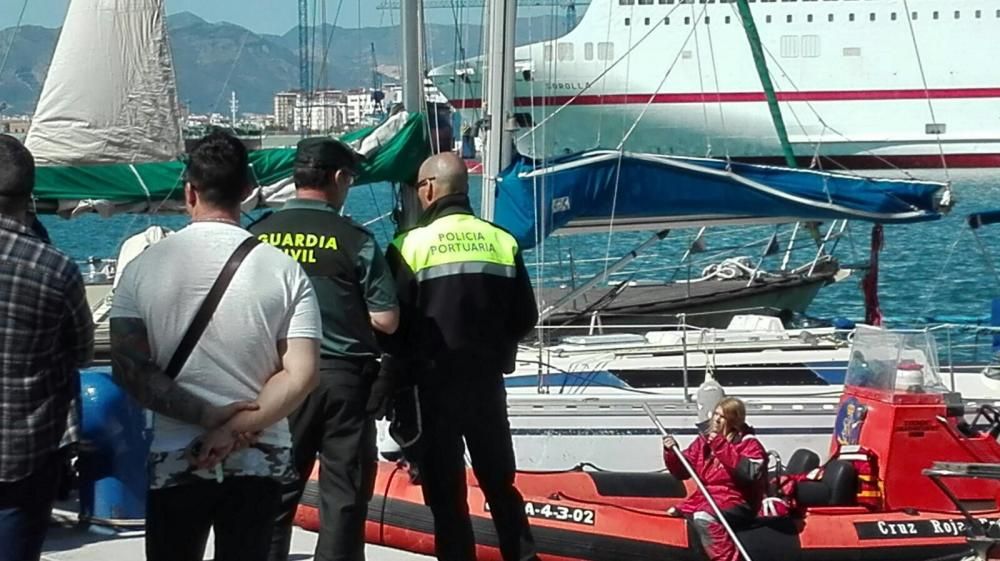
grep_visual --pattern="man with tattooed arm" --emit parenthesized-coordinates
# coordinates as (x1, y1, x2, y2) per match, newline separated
(109, 131, 322, 561)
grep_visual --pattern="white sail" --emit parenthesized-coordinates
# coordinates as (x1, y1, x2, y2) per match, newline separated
(25, 0, 183, 166)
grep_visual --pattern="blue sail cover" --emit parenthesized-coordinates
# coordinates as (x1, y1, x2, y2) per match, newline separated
(494, 151, 948, 250)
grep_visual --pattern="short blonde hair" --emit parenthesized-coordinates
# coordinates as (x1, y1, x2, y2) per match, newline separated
(716, 397, 747, 430)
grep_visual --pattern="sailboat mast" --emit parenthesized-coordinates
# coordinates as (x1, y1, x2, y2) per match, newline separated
(401, 0, 424, 112)
(482, 0, 517, 221)
(734, 0, 796, 169)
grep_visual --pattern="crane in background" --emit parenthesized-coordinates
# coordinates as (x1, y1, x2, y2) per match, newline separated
(375, 0, 589, 34)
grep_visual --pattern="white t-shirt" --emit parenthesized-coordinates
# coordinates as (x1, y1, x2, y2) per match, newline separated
(110, 222, 321, 488)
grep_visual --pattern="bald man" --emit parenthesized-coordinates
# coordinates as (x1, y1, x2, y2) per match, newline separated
(385, 153, 540, 561)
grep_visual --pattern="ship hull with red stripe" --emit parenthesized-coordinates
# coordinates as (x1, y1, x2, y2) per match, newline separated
(429, 0, 1000, 169)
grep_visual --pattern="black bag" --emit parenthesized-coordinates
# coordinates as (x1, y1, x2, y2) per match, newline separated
(387, 384, 425, 465)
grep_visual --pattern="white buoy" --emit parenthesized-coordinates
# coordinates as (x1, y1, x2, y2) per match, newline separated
(695, 365, 726, 428)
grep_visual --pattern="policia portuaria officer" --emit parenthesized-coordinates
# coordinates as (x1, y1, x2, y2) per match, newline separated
(252, 138, 400, 561)
(386, 153, 541, 561)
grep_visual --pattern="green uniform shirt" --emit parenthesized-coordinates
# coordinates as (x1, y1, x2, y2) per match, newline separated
(250, 198, 397, 359)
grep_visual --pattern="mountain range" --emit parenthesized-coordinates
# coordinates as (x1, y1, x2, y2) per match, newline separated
(0, 11, 569, 116)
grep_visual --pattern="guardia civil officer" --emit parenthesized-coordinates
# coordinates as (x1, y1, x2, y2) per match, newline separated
(385, 153, 540, 561)
(252, 138, 400, 561)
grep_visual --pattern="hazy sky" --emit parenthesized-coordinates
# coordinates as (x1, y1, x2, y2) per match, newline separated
(0, 0, 458, 35)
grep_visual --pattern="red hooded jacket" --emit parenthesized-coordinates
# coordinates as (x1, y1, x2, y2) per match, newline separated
(663, 427, 767, 516)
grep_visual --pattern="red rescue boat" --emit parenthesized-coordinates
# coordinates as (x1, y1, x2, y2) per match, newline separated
(296, 328, 1000, 561)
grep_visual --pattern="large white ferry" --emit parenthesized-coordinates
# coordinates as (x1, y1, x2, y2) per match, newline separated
(429, 0, 1000, 168)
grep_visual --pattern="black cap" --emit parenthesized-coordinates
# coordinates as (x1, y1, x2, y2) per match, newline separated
(294, 137, 365, 172)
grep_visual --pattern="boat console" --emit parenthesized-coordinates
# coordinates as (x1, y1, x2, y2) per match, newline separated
(832, 326, 1000, 512)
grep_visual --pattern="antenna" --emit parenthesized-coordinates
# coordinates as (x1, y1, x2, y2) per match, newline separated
(230, 91, 238, 128)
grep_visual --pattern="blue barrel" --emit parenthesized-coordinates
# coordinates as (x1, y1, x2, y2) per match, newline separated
(79, 368, 151, 524)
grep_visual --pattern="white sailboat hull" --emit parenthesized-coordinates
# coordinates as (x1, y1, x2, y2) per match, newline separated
(377, 320, 1000, 471)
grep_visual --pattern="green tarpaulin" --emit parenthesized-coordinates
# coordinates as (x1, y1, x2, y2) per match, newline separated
(34, 113, 430, 209)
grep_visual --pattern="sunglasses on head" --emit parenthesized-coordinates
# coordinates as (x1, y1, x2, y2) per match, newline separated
(415, 176, 436, 189)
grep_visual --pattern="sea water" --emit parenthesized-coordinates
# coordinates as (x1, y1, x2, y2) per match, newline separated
(38, 169, 1000, 330)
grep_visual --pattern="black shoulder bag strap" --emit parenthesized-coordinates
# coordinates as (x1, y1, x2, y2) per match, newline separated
(164, 236, 261, 380)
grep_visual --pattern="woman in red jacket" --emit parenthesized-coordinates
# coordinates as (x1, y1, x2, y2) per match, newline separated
(662, 397, 766, 561)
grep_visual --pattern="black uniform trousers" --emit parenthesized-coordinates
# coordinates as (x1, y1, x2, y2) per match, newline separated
(418, 353, 540, 561)
(268, 358, 379, 561)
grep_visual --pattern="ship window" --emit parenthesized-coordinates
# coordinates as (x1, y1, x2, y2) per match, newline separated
(996, 9, 1000, 18)
(665, 16, 671, 24)
(557, 43, 574, 61)
(802, 35, 820, 57)
(869, 13, 875, 21)
(765, 15, 772, 23)
(584, 42, 594, 61)
(786, 14, 793, 22)
(780, 36, 799, 57)
(890, 12, 897, 21)
(828, 13, 833, 22)
(926, 123, 946, 135)
(597, 42, 615, 61)
(644, 17, 651, 24)
(848, 13, 855, 22)
(910, 11, 917, 20)
(975, 10, 981, 19)
(660, 0, 673, 4)
(619, 0, 635, 4)
(639, 0, 653, 4)
(704, 16, 710, 24)
(625, 17, 631, 25)
(684, 16, 691, 24)
(724, 15, 731, 23)
(954, 11, 960, 19)
(932, 11, 938, 20)
(807, 14, 813, 22)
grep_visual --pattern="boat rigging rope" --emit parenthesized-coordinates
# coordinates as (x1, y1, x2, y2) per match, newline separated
(902, 0, 950, 179)
(724, 4, 917, 179)
(523, 10, 550, 353)
(445, 0, 473, 110)
(690, 2, 713, 157)
(314, 0, 346, 92)
(515, 3, 685, 145)
(600, 6, 709, 279)
(0, 0, 29, 79)
(703, 15, 731, 161)
(616, 7, 706, 151)
(919, 230, 969, 314)
(600, 0, 642, 280)
(210, 28, 252, 116)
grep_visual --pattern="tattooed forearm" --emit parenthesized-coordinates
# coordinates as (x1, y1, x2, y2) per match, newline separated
(109, 317, 213, 428)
